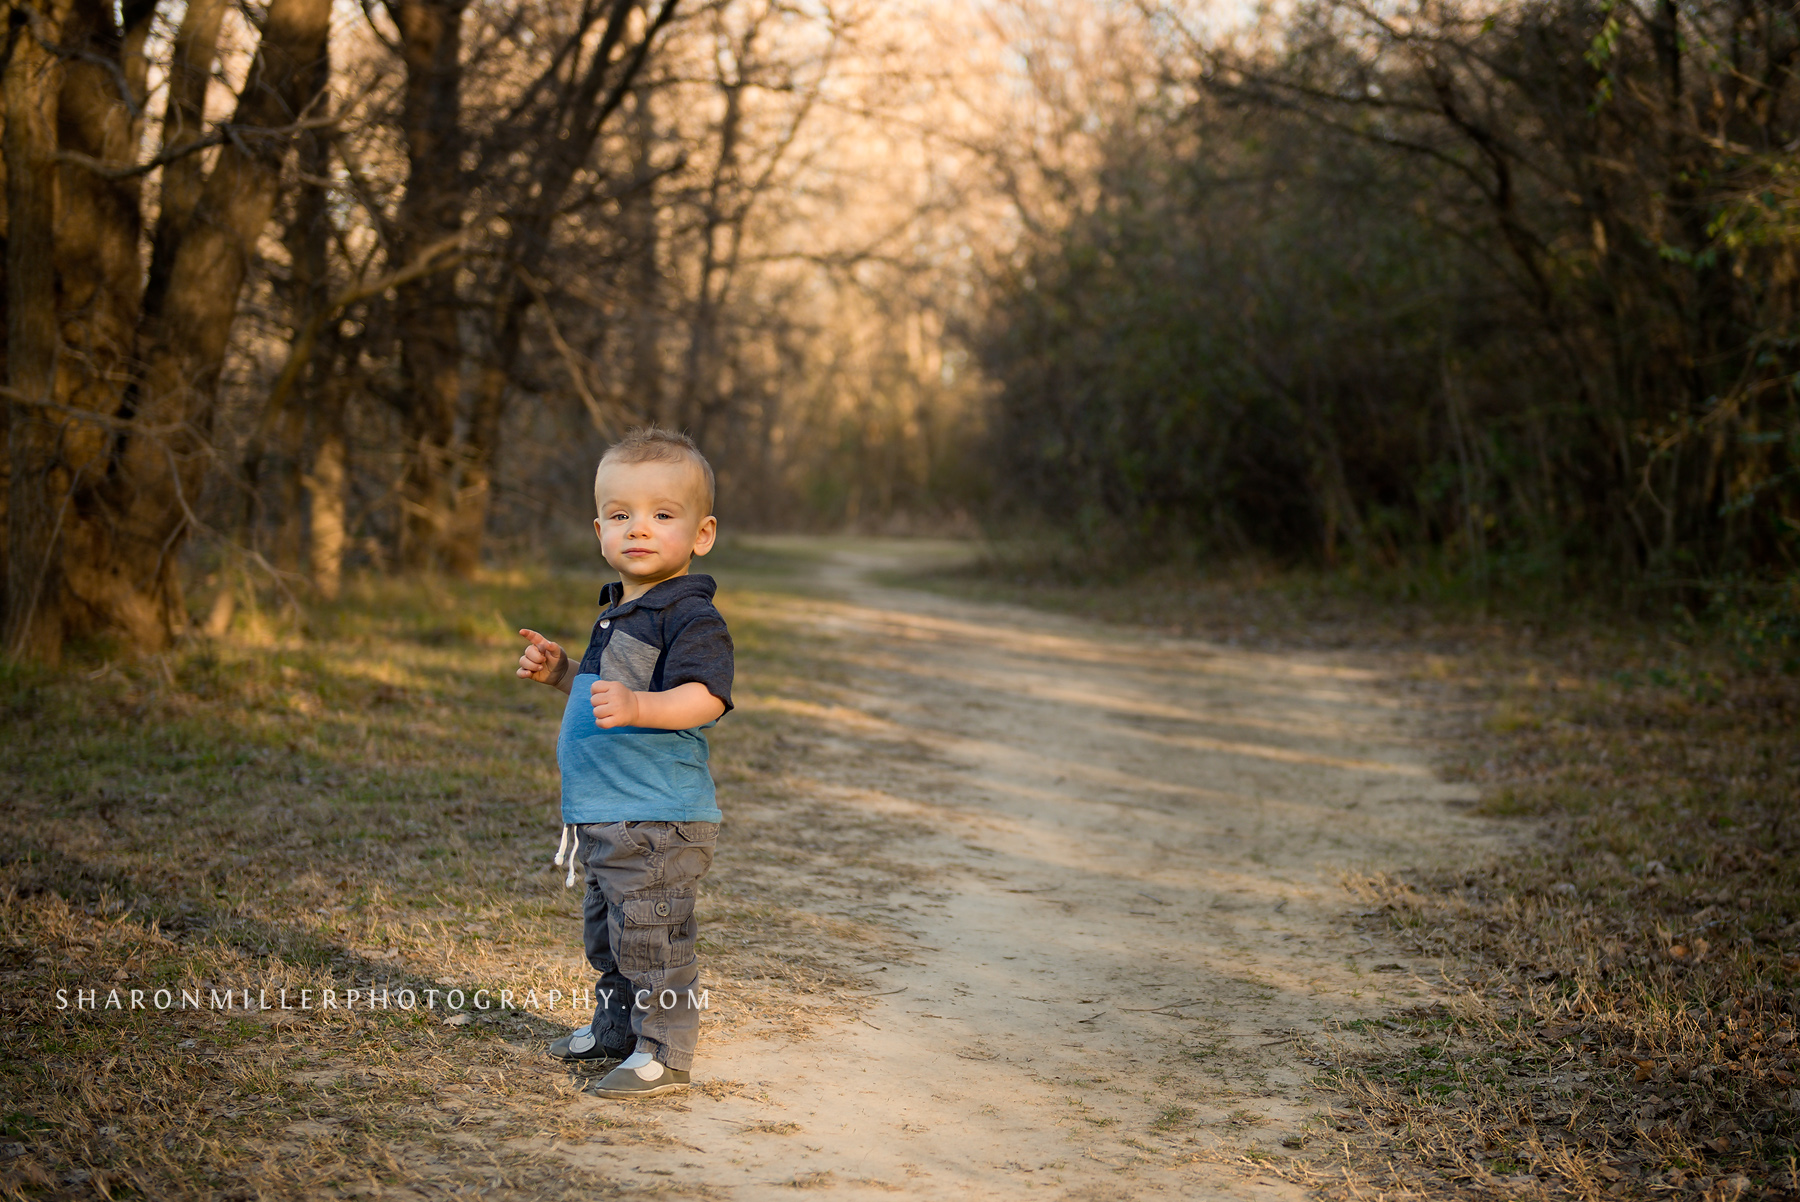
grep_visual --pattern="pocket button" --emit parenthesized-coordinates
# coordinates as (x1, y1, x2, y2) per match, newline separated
(654, 901, 670, 918)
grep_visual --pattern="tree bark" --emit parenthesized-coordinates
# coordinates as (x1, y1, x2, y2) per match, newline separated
(389, 0, 468, 572)
(57, 0, 153, 415)
(2, 0, 74, 661)
(143, 0, 227, 318)
(304, 377, 349, 600)
(289, 44, 341, 591)
(444, 292, 513, 578)
(675, 61, 744, 439)
(625, 88, 664, 423)
(247, 39, 334, 577)
(3, 0, 331, 661)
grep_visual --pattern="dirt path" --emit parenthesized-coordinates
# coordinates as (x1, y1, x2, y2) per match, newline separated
(540, 540, 1509, 1199)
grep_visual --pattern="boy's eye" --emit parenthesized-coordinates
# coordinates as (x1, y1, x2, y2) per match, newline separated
(655, 512, 673, 520)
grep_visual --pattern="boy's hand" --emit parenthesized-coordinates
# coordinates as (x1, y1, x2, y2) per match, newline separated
(516, 629, 570, 691)
(590, 678, 642, 728)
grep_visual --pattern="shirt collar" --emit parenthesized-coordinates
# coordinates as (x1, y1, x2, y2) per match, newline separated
(597, 572, 717, 618)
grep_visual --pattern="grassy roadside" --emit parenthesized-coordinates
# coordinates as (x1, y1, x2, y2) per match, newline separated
(917, 553, 1800, 1202)
(0, 545, 917, 1200)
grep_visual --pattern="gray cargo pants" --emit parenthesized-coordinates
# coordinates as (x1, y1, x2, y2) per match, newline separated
(577, 819, 717, 1072)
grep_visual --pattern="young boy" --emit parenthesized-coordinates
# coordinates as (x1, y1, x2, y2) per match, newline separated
(514, 427, 732, 1100)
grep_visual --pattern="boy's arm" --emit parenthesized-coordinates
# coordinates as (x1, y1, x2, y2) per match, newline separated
(516, 629, 574, 695)
(590, 680, 726, 730)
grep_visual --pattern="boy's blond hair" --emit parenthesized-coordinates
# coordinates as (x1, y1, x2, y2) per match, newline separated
(595, 426, 715, 514)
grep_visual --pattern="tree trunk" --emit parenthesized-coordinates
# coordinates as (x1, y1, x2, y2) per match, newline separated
(389, 0, 469, 572)
(57, 0, 153, 415)
(675, 72, 743, 439)
(2, 0, 74, 661)
(143, 0, 227, 317)
(304, 378, 349, 600)
(626, 88, 665, 424)
(444, 281, 520, 577)
(267, 42, 335, 577)
(3, 0, 331, 662)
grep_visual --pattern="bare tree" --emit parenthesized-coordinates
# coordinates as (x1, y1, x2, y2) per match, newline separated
(3, 0, 333, 661)
(388, 0, 471, 571)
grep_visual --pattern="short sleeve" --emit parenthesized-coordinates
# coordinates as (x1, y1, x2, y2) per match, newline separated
(659, 603, 734, 713)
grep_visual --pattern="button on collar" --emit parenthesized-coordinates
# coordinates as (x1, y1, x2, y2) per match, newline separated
(599, 619, 610, 629)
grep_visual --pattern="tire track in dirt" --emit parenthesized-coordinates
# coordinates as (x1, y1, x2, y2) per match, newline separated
(537, 539, 1512, 1199)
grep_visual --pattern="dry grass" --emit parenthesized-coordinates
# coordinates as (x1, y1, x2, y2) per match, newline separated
(923, 553, 1800, 1202)
(1320, 641, 1800, 1202)
(0, 546, 920, 1200)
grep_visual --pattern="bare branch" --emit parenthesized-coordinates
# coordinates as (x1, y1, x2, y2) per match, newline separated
(57, 77, 378, 181)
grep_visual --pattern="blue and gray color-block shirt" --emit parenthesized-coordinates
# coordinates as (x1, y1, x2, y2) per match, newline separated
(556, 573, 734, 823)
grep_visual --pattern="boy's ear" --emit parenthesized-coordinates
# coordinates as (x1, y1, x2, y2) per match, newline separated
(692, 515, 718, 557)
(592, 517, 605, 543)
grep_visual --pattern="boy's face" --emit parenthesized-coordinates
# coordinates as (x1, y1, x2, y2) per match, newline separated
(592, 459, 716, 592)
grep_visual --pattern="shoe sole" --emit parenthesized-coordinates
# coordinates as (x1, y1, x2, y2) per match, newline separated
(548, 1036, 629, 1061)
(589, 1080, 690, 1100)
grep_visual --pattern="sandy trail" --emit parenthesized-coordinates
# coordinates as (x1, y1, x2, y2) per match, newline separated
(549, 540, 1507, 1199)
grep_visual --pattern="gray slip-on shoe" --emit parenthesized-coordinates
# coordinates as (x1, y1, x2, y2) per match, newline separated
(548, 1025, 630, 1065)
(589, 1061, 691, 1099)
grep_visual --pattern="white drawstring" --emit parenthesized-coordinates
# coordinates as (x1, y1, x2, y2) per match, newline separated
(553, 823, 581, 888)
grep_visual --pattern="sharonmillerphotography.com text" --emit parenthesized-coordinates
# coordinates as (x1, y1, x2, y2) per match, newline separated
(52, 985, 710, 1015)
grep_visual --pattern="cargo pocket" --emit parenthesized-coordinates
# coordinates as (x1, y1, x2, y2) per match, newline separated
(617, 893, 697, 975)
(667, 821, 717, 882)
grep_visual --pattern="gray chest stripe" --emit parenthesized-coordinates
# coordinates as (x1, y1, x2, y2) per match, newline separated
(598, 629, 661, 691)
